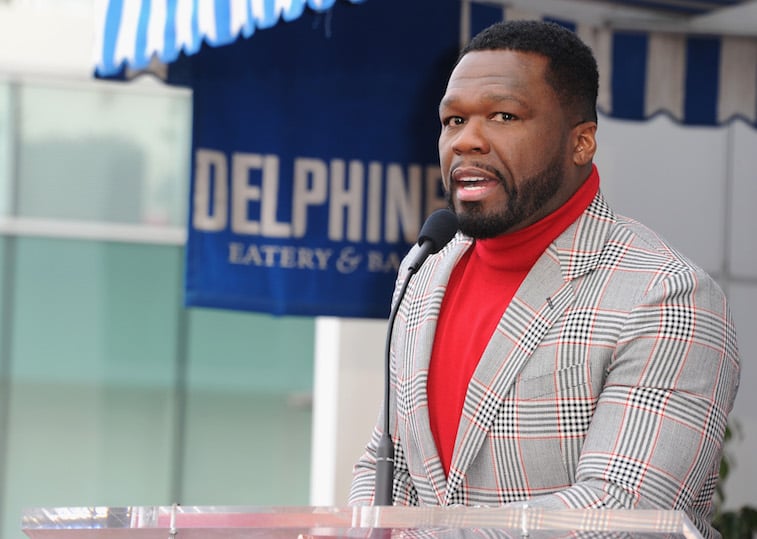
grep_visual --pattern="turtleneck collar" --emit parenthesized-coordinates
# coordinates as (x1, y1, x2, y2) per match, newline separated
(474, 165, 600, 272)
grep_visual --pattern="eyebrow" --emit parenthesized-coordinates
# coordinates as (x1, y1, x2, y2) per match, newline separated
(439, 92, 529, 111)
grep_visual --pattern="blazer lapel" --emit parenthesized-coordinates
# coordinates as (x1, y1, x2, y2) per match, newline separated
(444, 245, 575, 502)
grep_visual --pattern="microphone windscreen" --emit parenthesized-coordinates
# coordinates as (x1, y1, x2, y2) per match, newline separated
(417, 208, 459, 254)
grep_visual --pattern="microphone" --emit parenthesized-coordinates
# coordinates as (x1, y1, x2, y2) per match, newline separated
(374, 208, 458, 506)
(407, 208, 462, 273)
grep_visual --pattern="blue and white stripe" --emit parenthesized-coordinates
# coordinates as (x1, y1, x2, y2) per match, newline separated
(94, 0, 367, 77)
(463, 1, 757, 126)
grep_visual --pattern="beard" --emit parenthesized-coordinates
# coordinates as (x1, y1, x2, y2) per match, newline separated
(448, 156, 565, 239)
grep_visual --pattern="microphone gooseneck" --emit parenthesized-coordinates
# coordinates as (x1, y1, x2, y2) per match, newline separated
(374, 208, 458, 506)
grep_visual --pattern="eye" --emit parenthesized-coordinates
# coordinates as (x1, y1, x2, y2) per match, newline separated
(442, 116, 464, 127)
(492, 112, 517, 122)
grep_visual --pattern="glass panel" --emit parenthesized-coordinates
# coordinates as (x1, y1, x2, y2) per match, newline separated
(182, 309, 314, 505)
(2, 75, 316, 538)
(0, 81, 11, 216)
(2, 238, 184, 539)
(16, 80, 191, 227)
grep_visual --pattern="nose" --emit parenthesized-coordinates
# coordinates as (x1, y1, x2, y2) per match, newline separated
(451, 118, 490, 155)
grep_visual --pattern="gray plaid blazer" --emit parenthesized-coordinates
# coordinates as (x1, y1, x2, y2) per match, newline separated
(349, 191, 740, 539)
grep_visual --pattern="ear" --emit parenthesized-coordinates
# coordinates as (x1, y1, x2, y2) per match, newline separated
(572, 122, 597, 166)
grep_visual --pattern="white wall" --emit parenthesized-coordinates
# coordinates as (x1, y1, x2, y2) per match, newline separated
(309, 317, 385, 505)
(314, 114, 757, 510)
(0, 0, 96, 79)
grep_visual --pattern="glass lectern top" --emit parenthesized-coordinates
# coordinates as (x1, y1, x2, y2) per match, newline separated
(21, 505, 704, 539)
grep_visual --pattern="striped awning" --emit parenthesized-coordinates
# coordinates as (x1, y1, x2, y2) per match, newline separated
(94, 0, 757, 126)
(94, 0, 366, 77)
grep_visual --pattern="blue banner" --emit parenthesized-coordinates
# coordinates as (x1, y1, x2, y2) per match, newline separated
(172, 0, 460, 318)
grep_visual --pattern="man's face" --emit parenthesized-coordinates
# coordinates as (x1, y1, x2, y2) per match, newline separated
(438, 49, 581, 238)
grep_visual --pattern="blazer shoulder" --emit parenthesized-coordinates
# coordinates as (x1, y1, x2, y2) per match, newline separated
(611, 214, 705, 275)
(568, 193, 725, 302)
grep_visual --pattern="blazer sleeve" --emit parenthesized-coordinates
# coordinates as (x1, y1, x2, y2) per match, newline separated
(348, 421, 382, 506)
(509, 267, 740, 535)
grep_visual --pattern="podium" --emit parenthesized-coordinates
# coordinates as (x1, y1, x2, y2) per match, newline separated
(21, 505, 704, 539)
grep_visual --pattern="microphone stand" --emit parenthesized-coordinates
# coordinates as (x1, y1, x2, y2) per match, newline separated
(373, 268, 415, 506)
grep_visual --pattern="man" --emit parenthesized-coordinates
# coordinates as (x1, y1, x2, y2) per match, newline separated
(349, 20, 740, 539)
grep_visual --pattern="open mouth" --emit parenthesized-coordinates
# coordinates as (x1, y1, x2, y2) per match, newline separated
(452, 168, 500, 202)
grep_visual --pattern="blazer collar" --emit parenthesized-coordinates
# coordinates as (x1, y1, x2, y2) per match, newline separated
(553, 189, 617, 281)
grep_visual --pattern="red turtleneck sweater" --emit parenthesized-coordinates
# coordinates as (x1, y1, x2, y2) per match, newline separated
(427, 167, 600, 475)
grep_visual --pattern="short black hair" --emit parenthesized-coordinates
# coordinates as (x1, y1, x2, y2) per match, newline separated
(458, 20, 599, 123)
